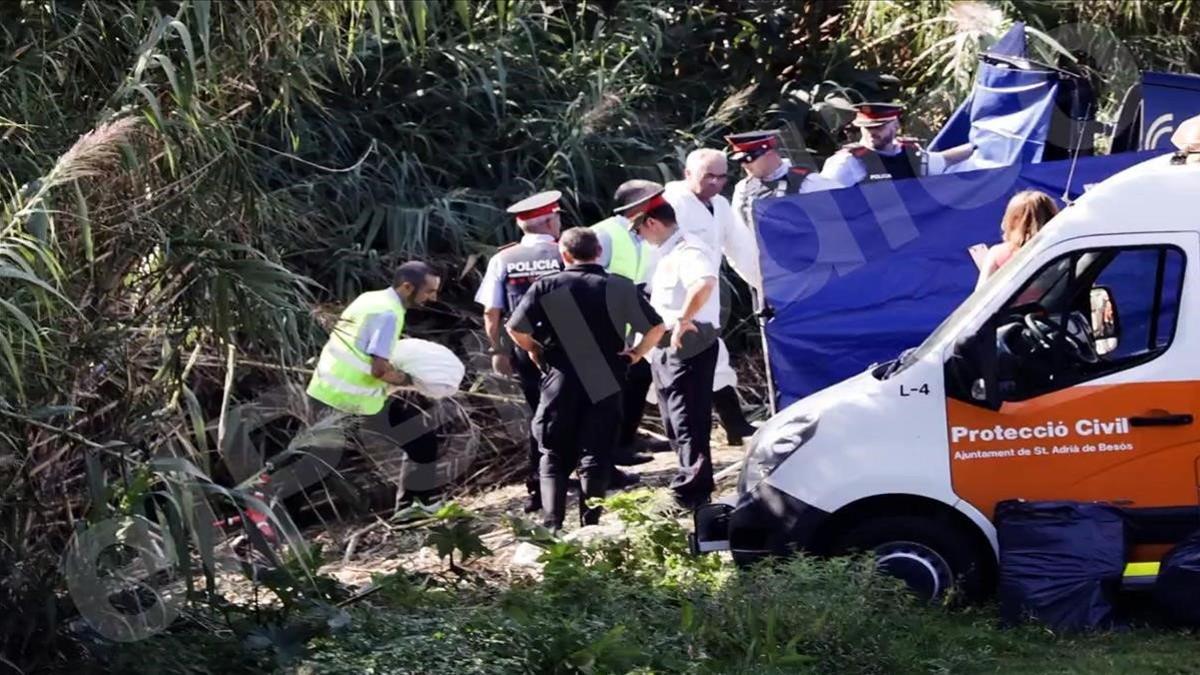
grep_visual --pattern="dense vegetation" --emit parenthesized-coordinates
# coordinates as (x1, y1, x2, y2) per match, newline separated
(2, 0, 1200, 671)
(107, 492, 1200, 674)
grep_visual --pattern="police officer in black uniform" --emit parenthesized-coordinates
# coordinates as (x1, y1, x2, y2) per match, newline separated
(820, 103, 975, 186)
(475, 191, 565, 512)
(507, 228, 665, 530)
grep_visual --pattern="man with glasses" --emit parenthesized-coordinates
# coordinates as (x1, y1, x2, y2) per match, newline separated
(592, 180, 663, 468)
(620, 183, 721, 510)
(663, 149, 760, 445)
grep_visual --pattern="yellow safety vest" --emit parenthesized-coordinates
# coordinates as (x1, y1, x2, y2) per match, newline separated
(592, 217, 649, 282)
(306, 290, 406, 415)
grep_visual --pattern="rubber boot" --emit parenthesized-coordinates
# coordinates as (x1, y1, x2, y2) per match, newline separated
(539, 474, 568, 532)
(578, 466, 608, 527)
(524, 437, 542, 513)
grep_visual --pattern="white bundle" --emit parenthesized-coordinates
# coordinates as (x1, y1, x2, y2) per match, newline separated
(390, 338, 465, 399)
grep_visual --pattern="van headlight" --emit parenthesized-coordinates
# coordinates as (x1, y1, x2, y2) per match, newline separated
(738, 414, 819, 495)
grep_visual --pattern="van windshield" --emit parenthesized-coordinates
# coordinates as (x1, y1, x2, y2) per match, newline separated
(888, 236, 1047, 374)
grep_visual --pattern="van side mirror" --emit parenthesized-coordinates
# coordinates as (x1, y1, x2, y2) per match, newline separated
(971, 377, 989, 402)
(1090, 286, 1119, 354)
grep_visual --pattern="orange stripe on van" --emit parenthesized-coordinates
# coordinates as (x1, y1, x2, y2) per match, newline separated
(947, 381, 1200, 523)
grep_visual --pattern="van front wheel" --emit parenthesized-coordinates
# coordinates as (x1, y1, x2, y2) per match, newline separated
(830, 515, 989, 601)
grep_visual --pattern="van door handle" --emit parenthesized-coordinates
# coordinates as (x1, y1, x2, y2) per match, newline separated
(1129, 413, 1194, 427)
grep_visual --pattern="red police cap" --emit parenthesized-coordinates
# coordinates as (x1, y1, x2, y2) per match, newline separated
(852, 102, 904, 128)
(725, 130, 782, 163)
(506, 190, 562, 221)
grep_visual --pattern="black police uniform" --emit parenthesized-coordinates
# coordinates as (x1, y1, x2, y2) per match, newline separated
(619, 340, 655, 450)
(506, 263, 661, 529)
(493, 240, 563, 502)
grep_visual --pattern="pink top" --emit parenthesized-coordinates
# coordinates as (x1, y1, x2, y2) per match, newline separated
(991, 241, 1017, 271)
(975, 241, 1018, 290)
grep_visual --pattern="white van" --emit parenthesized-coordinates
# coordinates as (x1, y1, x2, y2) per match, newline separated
(691, 142, 1200, 599)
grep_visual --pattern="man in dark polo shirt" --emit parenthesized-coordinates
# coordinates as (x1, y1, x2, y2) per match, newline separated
(507, 228, 665, 531)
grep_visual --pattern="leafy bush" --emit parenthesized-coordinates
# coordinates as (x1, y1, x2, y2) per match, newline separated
(110, 484, 1200, 674)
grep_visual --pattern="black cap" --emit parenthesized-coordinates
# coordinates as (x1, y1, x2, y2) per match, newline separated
(612, 181, 667, 228)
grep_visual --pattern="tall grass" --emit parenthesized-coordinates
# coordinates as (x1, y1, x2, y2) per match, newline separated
(1, 0, 1198, 669)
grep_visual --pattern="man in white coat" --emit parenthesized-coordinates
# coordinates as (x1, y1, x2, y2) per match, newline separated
(661, 149, 760, 445)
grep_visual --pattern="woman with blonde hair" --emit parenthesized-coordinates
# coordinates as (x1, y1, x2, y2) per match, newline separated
(975, 189, 1059, 288)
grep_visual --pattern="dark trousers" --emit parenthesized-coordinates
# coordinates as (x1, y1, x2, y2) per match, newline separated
(619, 358, 653, 447)
(651, 340, 719, 508)
(532, 367, 621, 530)
(306, 395, 443, 508)
(512, 348, 543, 497)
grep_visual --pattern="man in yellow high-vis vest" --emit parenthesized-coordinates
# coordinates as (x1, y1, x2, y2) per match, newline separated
(307, 261, 442, 416)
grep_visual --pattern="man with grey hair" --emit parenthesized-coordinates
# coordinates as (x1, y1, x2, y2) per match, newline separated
(661, 149, 760, 445)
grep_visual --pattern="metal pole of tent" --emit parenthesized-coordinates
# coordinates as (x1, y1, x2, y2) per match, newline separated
(754, 290, 777, 416)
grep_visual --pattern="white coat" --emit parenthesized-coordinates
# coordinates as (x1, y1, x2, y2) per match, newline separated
(656, 181, 756, 393)
(663, 181, 762, 293)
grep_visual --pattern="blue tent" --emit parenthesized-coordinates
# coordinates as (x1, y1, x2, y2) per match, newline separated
(756, 151, 1161, 407)
(930, 22, 1061, 166)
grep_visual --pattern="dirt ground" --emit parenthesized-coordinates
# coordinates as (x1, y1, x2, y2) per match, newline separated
(308, 427, 749, 590)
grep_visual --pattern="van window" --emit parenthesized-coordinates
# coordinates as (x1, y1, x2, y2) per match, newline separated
(1091, 248, 1185, 360)
(990, 245, 1185, 401)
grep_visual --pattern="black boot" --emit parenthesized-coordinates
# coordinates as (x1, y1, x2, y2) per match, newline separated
(524, 489, 542, 514)
(524, 435, 543, 512)
(713, 386, 757, 446)
(578, 466, 608, 527)
(539, 474, 568, 532)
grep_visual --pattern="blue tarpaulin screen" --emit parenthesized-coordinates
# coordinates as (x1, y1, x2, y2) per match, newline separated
(755, 151, 1161, 407)
(1141, 71, 1200, 150)
(930, 22, 1060, 166)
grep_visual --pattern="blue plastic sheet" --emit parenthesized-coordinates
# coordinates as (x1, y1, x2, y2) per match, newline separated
(1141, 71, 1200, 150)
(756, 151, 1161, 407)
(930, 22, 1060, 165)
(930, 23, 1027, 151)
(1154, 529, 1200, 626)
(996, 500, 1127, 631)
